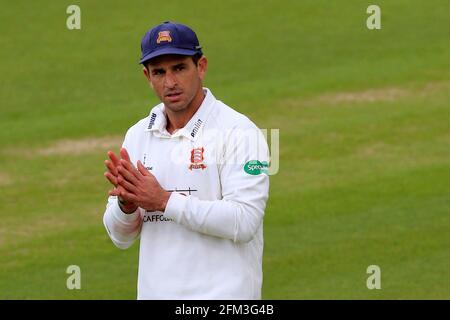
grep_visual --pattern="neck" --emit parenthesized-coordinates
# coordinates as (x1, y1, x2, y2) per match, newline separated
(166, 88, 205, 134)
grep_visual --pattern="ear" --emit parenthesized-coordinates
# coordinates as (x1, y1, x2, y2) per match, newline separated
(197, 56, 208, 81)
(143, 66, 154, 89)
(143, 66, 150, 80)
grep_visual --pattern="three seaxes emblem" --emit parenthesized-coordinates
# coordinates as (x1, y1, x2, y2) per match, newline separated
(189, 147, 206, 170)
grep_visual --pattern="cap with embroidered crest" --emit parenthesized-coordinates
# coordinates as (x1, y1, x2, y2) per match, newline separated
(139, 21, 203, 65)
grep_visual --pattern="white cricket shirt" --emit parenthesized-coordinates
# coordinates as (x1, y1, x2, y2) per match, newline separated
(103, 88, 269, 299)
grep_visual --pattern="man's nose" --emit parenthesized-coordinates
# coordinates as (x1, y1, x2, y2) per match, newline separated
(164, 71, 177, 88)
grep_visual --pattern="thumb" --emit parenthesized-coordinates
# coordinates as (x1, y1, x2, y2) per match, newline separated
(109, 188, 120, 197)
(137, 160, 150, 176)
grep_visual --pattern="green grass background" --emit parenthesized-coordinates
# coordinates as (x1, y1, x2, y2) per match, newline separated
(0, 0, 449, 299)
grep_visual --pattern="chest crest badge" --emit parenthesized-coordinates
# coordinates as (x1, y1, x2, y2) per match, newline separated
(189, 147, 207, 170)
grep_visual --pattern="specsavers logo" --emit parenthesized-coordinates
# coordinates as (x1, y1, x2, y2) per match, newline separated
(244, 160, 268, 175)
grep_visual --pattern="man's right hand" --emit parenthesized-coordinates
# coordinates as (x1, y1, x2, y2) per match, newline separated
(104, 148, 139, 214)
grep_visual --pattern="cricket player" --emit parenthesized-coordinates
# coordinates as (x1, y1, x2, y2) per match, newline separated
(103, 21, 270, 299)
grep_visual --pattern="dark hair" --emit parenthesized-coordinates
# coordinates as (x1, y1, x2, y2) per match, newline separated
(191, 53, 203, 65)
(144, 53, 203, 71)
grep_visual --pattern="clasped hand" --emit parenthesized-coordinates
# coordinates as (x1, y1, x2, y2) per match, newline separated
(104, 148, 170, 213)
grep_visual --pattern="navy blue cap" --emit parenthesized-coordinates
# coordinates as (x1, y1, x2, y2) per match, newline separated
(139, 21, 203, 65)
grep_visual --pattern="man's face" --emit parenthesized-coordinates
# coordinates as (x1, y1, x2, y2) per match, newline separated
(144, 54, 207, 112)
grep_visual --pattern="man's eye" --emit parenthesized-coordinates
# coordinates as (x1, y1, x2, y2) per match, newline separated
(175, 66, 185, 71)
(152, 70, 163, 76)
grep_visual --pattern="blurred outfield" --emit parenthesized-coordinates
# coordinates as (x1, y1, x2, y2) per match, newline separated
(0, 0, 449, 299)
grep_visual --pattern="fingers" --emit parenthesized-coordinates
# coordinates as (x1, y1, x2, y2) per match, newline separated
(118, 165, 139, 185)
(119, 159, 141, 182)
(104, 172, 118, 187)
(120, 148, 131, 162)
(117, 174, 138, 193)
(119, 189, 138, 203)
(137, 160, 151, 176)
(104, 159, 118, 176)
(107, 151, 120, 167)
(106, 149, 130, 176)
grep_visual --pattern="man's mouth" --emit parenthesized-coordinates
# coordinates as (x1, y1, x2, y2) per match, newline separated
(165, 92, 182, 102)
(166, 92, 182, 97)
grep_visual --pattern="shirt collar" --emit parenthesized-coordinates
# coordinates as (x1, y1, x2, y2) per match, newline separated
(145, 88, 215, 141)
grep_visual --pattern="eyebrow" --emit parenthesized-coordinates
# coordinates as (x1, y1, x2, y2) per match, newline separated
(151, 67, 165, 73)
(150, 62, 187, 73)
(172, 62, 187, 69)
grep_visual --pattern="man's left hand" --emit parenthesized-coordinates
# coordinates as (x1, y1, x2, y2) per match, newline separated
(116, 159, 171, 212)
